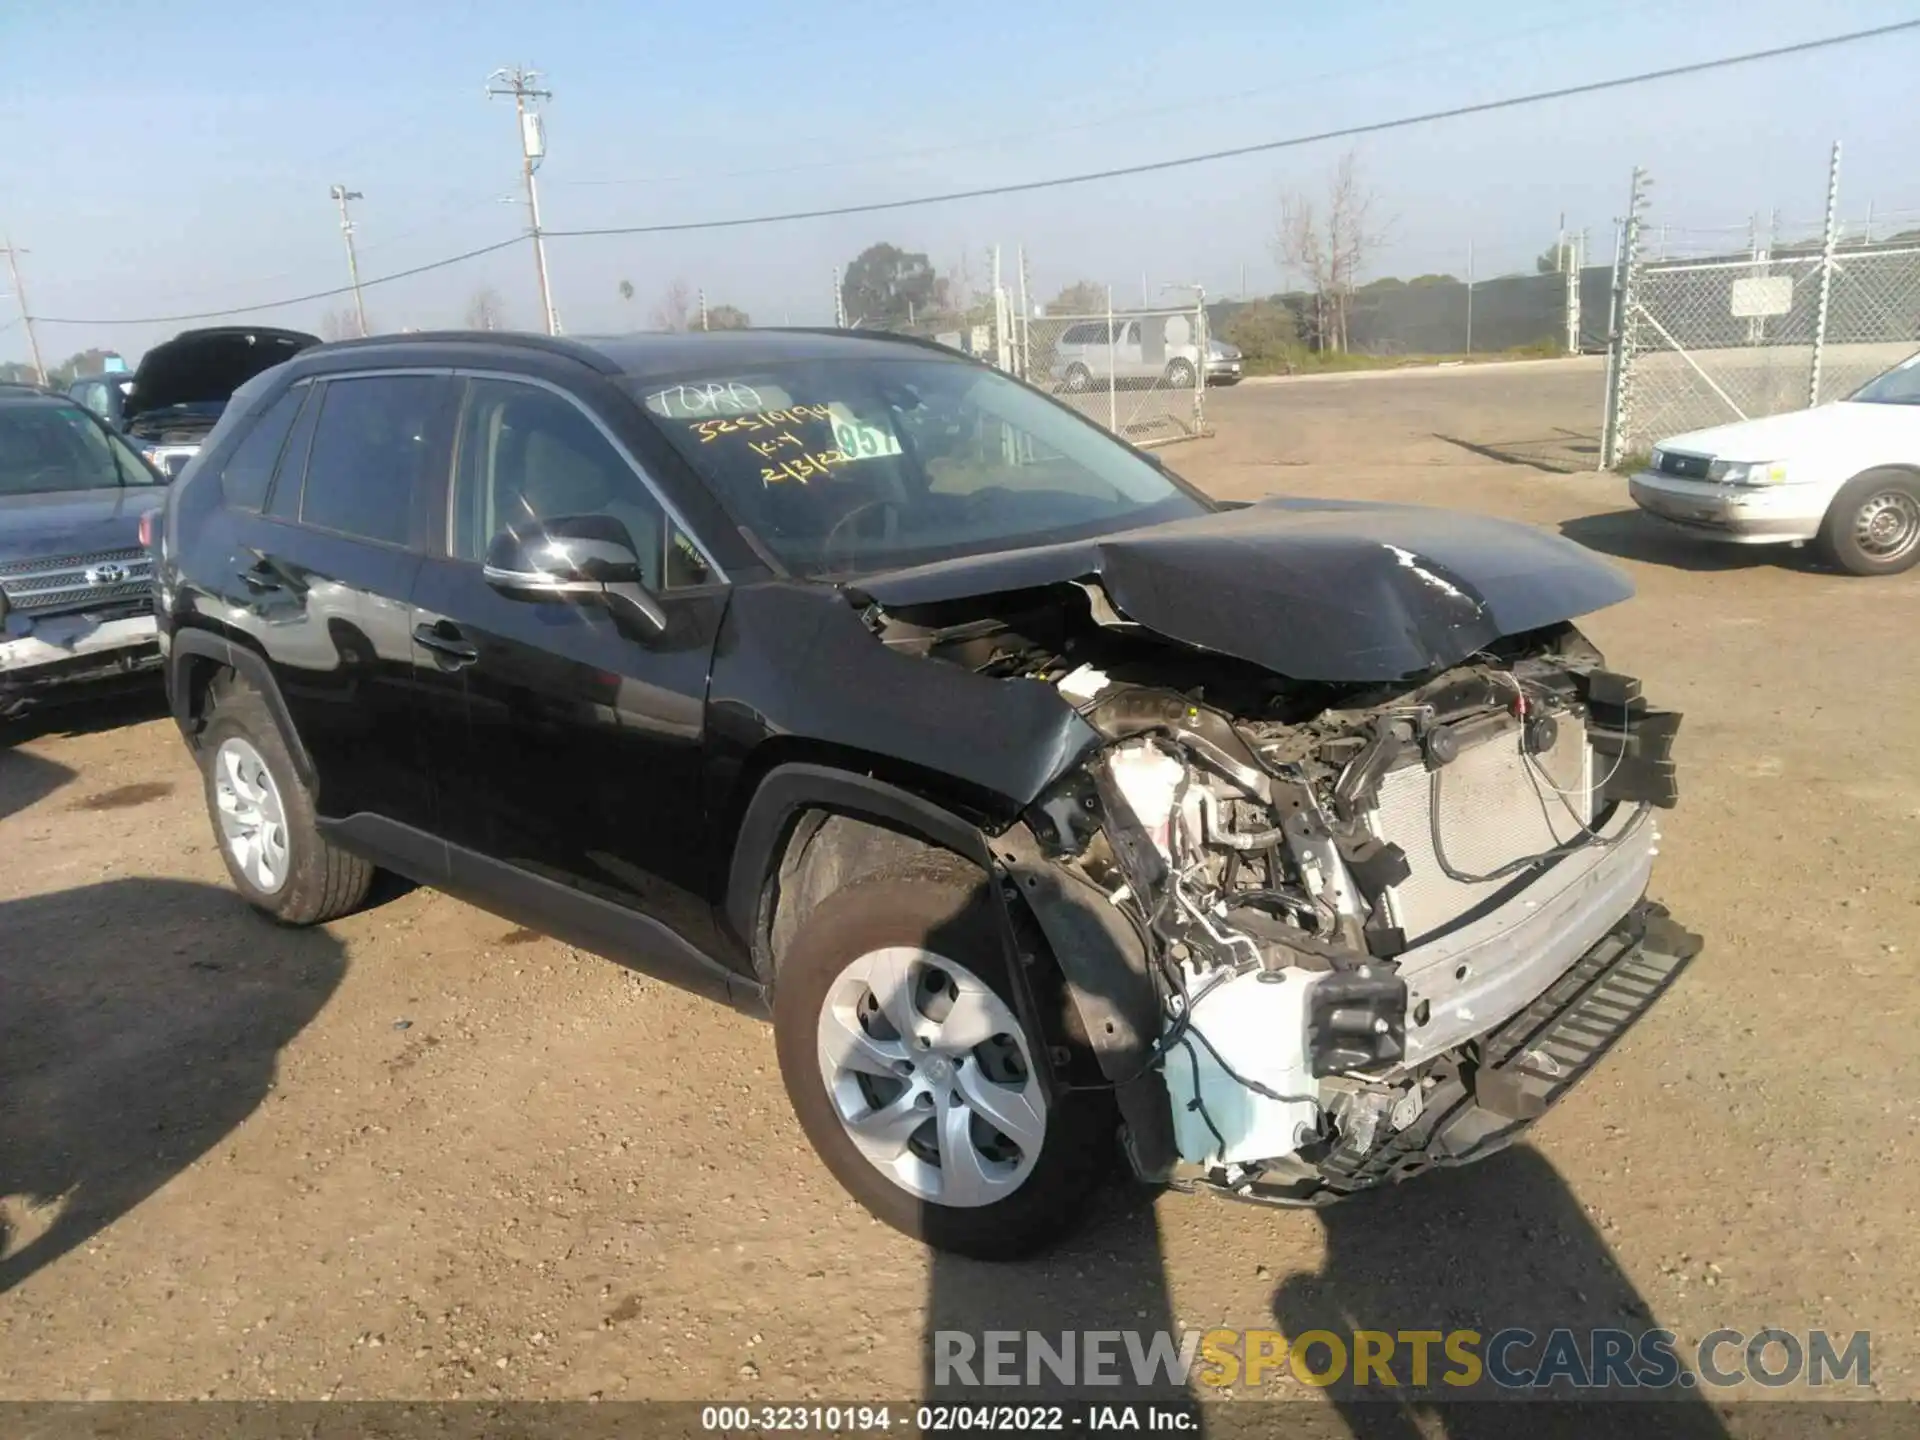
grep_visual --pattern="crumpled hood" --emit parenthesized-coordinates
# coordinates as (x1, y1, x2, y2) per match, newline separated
(0, 488, 164, 564)
(851, 497, 1634, 683)
(126, 326, 319, 419)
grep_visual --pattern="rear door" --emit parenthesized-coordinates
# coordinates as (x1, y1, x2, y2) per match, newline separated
(408, 373, 733, 984)
(230, 370, 458, 835)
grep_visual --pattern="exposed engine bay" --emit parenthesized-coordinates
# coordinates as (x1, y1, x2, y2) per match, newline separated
(866, 581, 1686, 1203)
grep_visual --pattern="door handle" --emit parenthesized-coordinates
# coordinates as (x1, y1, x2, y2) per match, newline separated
(238, 562, 282, 592)
(412, 621, 479, 667)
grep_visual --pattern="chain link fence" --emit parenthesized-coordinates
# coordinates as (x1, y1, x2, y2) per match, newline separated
(1014, 306, 1209, 447)
(832, 256, 1210, 449)
(1603, 150, 1920, 465)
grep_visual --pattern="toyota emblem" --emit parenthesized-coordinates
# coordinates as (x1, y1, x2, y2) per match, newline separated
(87, 562, 129, 585)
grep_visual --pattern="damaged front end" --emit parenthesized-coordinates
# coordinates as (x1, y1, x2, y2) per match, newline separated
(866, 579, 1701, 1206)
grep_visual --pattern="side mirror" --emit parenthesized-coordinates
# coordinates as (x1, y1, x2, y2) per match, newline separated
(481, 513, 667, 639)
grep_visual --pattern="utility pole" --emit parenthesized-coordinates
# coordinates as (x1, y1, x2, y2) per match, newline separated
(487, 66, 558, 336)
(328, 186, 369, 337)
(698, 287, 708, 331)
(2, 239, 47, 384)
(1465, 239, 1474, 354)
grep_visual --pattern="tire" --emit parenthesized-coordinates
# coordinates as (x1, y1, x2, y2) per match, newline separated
(1164, 358, 1197, 389)
(198, 673, 374, 925)
(1815, 468, 1920, 576)
(773, 862, 1114, 1260)
(1061, 362, 1092, 393)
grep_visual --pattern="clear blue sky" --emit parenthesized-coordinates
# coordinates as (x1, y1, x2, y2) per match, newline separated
(3, 0, 1918, 367)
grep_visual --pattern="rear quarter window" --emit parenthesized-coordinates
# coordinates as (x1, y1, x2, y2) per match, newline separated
(217, 387, 307, 512)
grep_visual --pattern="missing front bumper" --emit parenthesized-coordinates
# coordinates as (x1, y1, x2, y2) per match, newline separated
(1201, 898, 1701, 1207)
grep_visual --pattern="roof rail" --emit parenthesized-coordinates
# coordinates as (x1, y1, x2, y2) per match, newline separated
(312, 329, 617, 371)
(763, 326, 983, 362)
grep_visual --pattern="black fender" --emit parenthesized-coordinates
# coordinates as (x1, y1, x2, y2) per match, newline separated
(727, 762, 1177, 1179)
(724, 763, 997, 955)
(166, 627, 315, 789)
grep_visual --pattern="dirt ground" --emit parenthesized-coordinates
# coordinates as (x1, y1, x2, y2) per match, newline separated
(3, 355, 1917, 1414)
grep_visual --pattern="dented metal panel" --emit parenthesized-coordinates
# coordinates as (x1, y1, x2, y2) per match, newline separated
(851, 497, 1635, 683)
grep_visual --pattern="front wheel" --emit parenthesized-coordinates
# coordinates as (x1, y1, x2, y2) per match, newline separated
(1817, 468, 1920, 575)
(1164, 358, 1197, 389)
(773, 864, 1113, 1260)
(1060, 362, 1093, 393)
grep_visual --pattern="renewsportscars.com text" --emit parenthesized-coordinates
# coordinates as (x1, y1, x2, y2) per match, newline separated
(932, 1328, 1871, 1392)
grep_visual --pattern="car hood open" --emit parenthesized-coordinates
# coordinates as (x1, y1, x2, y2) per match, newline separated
(126, 327, 320, 419)
(849, 497, 1633, 683)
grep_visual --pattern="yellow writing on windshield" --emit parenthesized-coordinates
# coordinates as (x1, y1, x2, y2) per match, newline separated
(761, 449, 852, 485)
(693, 405, 834, 443)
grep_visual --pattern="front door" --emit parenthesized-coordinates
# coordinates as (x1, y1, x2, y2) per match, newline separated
(408, 374, 732, 982)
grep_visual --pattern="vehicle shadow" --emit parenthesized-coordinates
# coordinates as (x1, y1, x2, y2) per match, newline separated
(1558, 511, 1815, 575)
(1269, 1145, 1731, 1438)
(922, 1184, 1191, 1406)
(0, 747, 76, 821)
(0, 685, 170, 748)
(0, 878, 345, 1295)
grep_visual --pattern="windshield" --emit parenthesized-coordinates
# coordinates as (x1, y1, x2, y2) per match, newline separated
(1849, 351, 1920, 405)
(631, 358, 1208, 575)
(0, 402, 161, 496)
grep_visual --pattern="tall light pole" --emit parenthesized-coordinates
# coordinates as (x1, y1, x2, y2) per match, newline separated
(329, 185, 368, 337)
(2, 239, 47, 384)
(486, 66, 558, 336)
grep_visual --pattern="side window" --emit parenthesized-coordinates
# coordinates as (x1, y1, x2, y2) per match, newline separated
(301, 375, 444, 545)
(1124, 321, 1141, 344)
(452, 378, 715, 589)
(217, 387, 306, 512)
(266, 382, 321, 519)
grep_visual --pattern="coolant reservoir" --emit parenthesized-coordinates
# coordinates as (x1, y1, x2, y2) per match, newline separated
(1166, 966, 1323, 1168)
(1107, 743, 1188, 861)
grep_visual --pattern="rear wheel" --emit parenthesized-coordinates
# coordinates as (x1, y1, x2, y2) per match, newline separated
(199, 675, 373, 924)
(1816, 468, 1920, 576)
(1164, 357, 1197, 389)
(773, 864, 1113, 1259)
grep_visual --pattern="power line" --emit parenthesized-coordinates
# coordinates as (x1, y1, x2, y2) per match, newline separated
(545, 21, 1920, 240)
(33, 236, 525, 327)
(550, 0, 1672, 192)
(25, 20, 1916, 330)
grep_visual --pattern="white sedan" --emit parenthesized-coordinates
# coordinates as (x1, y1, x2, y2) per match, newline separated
(1628, 350, 1920, 576)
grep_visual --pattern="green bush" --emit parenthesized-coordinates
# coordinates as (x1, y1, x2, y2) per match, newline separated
(1223, 300, 1302, 373)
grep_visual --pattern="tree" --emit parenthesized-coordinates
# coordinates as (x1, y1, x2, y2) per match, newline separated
(319, 308, 365, 342)
(1222, 299, 1300, 373)
(703, 304, 750, 331)
(618, 278, 635, 304)
(2, 350, 120, 387)
(1272, 150, 1387, 352)
(463, 288, 508, 332)
(1048, 280, 1108, 316)
(841, 243, 937, 328)
(651, 279, 692, 332)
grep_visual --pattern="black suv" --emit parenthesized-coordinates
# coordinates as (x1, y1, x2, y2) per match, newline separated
(157, 329, 1697, 1259)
